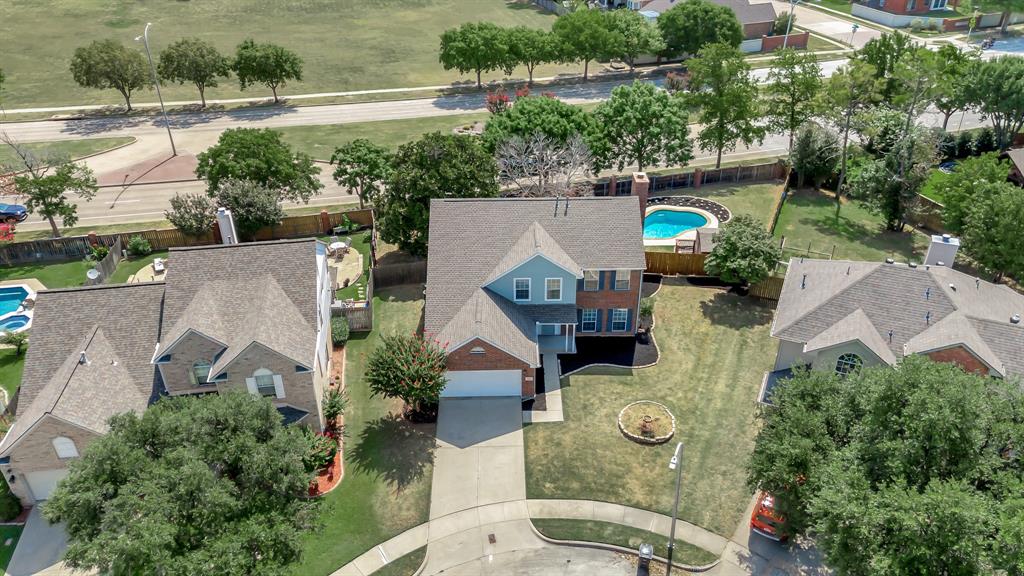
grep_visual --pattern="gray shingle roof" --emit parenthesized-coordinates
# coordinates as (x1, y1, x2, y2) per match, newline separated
(158, 239, 319, 372)
(0, 283, 165, 455)
(426, 197, 645, 364)
(643, 0, 777, 24)
(773, 259, 1024, 377)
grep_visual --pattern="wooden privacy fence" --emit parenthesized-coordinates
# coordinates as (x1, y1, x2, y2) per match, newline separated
(748, 276, 785, 301)
(373, 260, 428, 289)
(331, 274, 374, 332)
(91, 237, 123, 285)
(0, 208, 374, 266)
(644, 250, 785, 301)
(593, 160, 785, 196)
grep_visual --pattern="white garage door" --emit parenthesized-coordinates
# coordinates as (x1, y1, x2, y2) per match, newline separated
(442, 370, 522, 398)
(25, 469, 68, 501)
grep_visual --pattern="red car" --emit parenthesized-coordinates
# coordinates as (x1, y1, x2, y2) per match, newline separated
(750, 491, 789, 542)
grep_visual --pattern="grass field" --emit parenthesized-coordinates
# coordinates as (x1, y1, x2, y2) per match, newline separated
(525, 280, 777, 536)
(0, 349, 25, 405)
(0, 137, 135, 167)
(277, 113, 490, 159)
(532, 519, 719, 566)
(0, 525, 22, 572)
(374, 546, 426, 576)
(0, 259, 93, 289)
(774, 188, 929, 263)
(0, 0, 574, 109)
(289, 286, 434, 575)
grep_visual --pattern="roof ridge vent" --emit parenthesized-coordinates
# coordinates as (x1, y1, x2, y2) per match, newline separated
(1012, 314, 1021, 325)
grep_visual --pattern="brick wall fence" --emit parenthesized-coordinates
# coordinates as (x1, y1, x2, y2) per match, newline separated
(761, 32, 810, 52)
(592, 160, 787, 196)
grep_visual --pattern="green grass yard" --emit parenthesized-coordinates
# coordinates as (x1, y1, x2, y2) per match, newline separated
(0, 0, 572, 109)
(0, 137, 135, 167)
(532, 519, 719, 566)
(524, 280, 777, 536)
(774, 189, 928, 263)
(290, 286, 433, 575)
(0, 525, 22, 572)
(0, 349, 25, 406)
(645, 182, 782, 252)
(374, 546, 426, 576)
(919, 170, 950, 205)
(105, 251, 170, 285)
(0, 259, 92, 289)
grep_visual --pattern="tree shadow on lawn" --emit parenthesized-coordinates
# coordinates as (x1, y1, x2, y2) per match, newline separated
(698, 291, 774, 329)
(349, 413, 436, 492)
(786, 193, 924, 261)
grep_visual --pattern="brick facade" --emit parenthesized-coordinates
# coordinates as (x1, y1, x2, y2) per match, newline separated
(761, 31, 810, 52)
(576, 270, 642, 335)
(446, 338, 536, 397)
(744, 21, 775, 39)
(924, 346, 990, 376)
(3, 416, 98, 505)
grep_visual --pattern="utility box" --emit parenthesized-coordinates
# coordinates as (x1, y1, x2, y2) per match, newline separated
(638, 543, 654, 568)
(216, 207, 239, 245)
(925, 234, 960, 267)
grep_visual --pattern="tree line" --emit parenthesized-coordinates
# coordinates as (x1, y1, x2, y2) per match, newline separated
(439, 0, 745, 86)
(68, 37, 303, 110)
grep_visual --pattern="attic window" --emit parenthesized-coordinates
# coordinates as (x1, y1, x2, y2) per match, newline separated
(53, 437, 78, 459)
(295, 365, 312, 373)
(470, 346, 486, 355)
(156, 354, 173, 364)
(835, 353, 863, 376)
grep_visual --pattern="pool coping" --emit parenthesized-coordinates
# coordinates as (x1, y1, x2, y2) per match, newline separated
(643, 205, 720, 247)
(0, 283, 36, 334)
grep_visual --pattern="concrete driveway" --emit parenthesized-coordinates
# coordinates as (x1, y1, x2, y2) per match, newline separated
(763, 0, 884, 48)
(7, 506, 77, 576)
(429, 397, 526, 520)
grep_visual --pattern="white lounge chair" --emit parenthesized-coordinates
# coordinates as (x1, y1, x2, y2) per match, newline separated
(153, 258, 166, 274)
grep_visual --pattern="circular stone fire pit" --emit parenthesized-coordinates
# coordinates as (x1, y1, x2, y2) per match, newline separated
(617, 401, 676, 445)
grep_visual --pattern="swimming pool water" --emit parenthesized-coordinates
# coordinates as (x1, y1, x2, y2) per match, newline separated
(0, 287, 28, 317)
(643, 209, 709, 239)
(0, 315, 28, 331)
(991, 37, 1024, 53)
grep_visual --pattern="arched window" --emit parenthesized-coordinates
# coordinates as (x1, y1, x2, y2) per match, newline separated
(52, 437, 78, 459)
(191, 360, 212, 386)
(835, 353, 863, 376)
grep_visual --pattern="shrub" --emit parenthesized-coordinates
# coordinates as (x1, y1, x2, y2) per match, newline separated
(366, 333, 448, 412)
(664, 71, 688, 94)
(302, 430, 337, 473)
(127, 235, 152, 257)
(955, 130, 974, 158)
(0, 489, 21, 521)
(704, 214, 782, 287)
(973, 127, 997, 155)
(1, 332, 28, 355)
(937, 130, 957, 162)
(322, 388, 349, 424)
(773, 12, 796, 36)
(330, 316, 349, 346)
(88, 245, 109, 261)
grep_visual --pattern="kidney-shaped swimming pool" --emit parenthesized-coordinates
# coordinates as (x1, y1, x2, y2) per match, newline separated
(643, 208, 709, 239)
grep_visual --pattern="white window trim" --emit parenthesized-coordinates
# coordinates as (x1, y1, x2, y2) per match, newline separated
(247, 368, 286, 399)
(581, 309, 598, 333)
(614, 269, 630, 291)
(53, 436, 78, 459)
(611, 308, 628, 332)
(513, 278, 531, 301)
(583, 270, 600, 291)
(835, 353, 863, 376)
(545, 278, 562, 301)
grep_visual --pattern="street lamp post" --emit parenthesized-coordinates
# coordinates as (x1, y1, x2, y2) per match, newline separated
(782, 0, 798, 49)
(135, 23, 177, 157)
(666, 442, 684, 576)
(850, 23, 860, 46)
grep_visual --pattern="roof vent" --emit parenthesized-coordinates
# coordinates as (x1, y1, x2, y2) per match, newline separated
(925, 287, 931, 300)
(937, 261, 945, 267)
(1012, 314, 1021, 324)
(942, 233, 952, 243)
(79, 351, 89, 365)
(949, 283, 957, 292)
(885, 257, 894, 264)
(888, 329, 894, 343)
(925, 311, 932, 325)
(908, 262, 917, 268)
(801, 273, 807, 289)
(976, 278, 980, 289)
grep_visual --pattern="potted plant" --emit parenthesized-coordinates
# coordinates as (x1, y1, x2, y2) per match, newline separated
(637, 297, 655, 343)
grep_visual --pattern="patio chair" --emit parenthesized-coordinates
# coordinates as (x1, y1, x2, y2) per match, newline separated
(153, 258, 166, 274)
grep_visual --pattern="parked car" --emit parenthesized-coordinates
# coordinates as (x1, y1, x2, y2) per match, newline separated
(0, 203, 29, 223)
(938, 161, 958, 174)
(750, 491, 789, 542)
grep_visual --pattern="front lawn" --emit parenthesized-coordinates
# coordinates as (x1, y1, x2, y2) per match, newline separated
(0, 260, 91, 289)
(0, 525, 22, 572)
(774, 189, 928, 263)
(0, 137, 135, 167)
(532, 519, 719, 566)
(0, 349, 26, 405)
(524, 281, 777, 536)
(289, 286, 433, 575)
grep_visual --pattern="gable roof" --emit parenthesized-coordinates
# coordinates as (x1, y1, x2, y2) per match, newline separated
(773, 258, 1024, 377)
(426, 196, 645, 364)
(803, 308, 898, 364)
(0, 283, 164, 456)
(157, 239, 319, 372)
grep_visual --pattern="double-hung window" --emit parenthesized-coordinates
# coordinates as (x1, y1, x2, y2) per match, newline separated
(514, 278, 531, 301)
(614, 269, 630, 291)
(581, 309, 598, 332)
(611, 308, 629, 332)
(255, 373, 277, 396)
(545, 278, 562, 301)
(191, 360, 212, 386)
(583, 270, 600, 291)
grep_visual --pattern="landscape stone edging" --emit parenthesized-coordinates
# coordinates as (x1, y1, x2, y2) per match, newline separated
(527, 519, 720, 574)
(617, 400, 676, 445)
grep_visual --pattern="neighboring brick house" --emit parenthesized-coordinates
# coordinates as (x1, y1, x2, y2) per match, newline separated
(0, 239, 333, 506)
(622, 0, 778, 40)
(1002, 148, 1024, 187)
(763, 258, 1024, 401)
(855, 0, 956, 17)
(425, 196, 646, 398)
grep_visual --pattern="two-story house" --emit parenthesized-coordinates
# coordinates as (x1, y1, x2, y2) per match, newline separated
(0, 239, 333, 506)
(425, 196, 646, 398)
(763, 258, 1024, 402)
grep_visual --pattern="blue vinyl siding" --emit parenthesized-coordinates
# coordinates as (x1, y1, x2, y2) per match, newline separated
(487, 255, 577, 305)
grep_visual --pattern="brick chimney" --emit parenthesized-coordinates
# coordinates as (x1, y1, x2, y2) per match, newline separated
(631, 172, 649, 225)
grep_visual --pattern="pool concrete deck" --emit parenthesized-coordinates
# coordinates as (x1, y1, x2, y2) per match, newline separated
(643, 205, 720, 247)
(0, 278, 46, 292)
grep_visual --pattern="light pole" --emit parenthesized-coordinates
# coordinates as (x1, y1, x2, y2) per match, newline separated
(850, 23, 860, 46)
(666, 441, 684, 576)
(135, 23, 176, 157)
(782, 0, 798, 49)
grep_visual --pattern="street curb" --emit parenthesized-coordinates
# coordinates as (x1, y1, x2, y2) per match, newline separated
(69, 137, 139, 162)
(97, 176, 199, 190)
(527, 519, 721, 573)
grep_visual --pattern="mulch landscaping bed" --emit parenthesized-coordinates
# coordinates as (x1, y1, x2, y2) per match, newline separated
(642, 274, 662, 298)
(560, 335, 659, 375)
(647, 196, 732, 223)
(308, 447, 343, 497)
